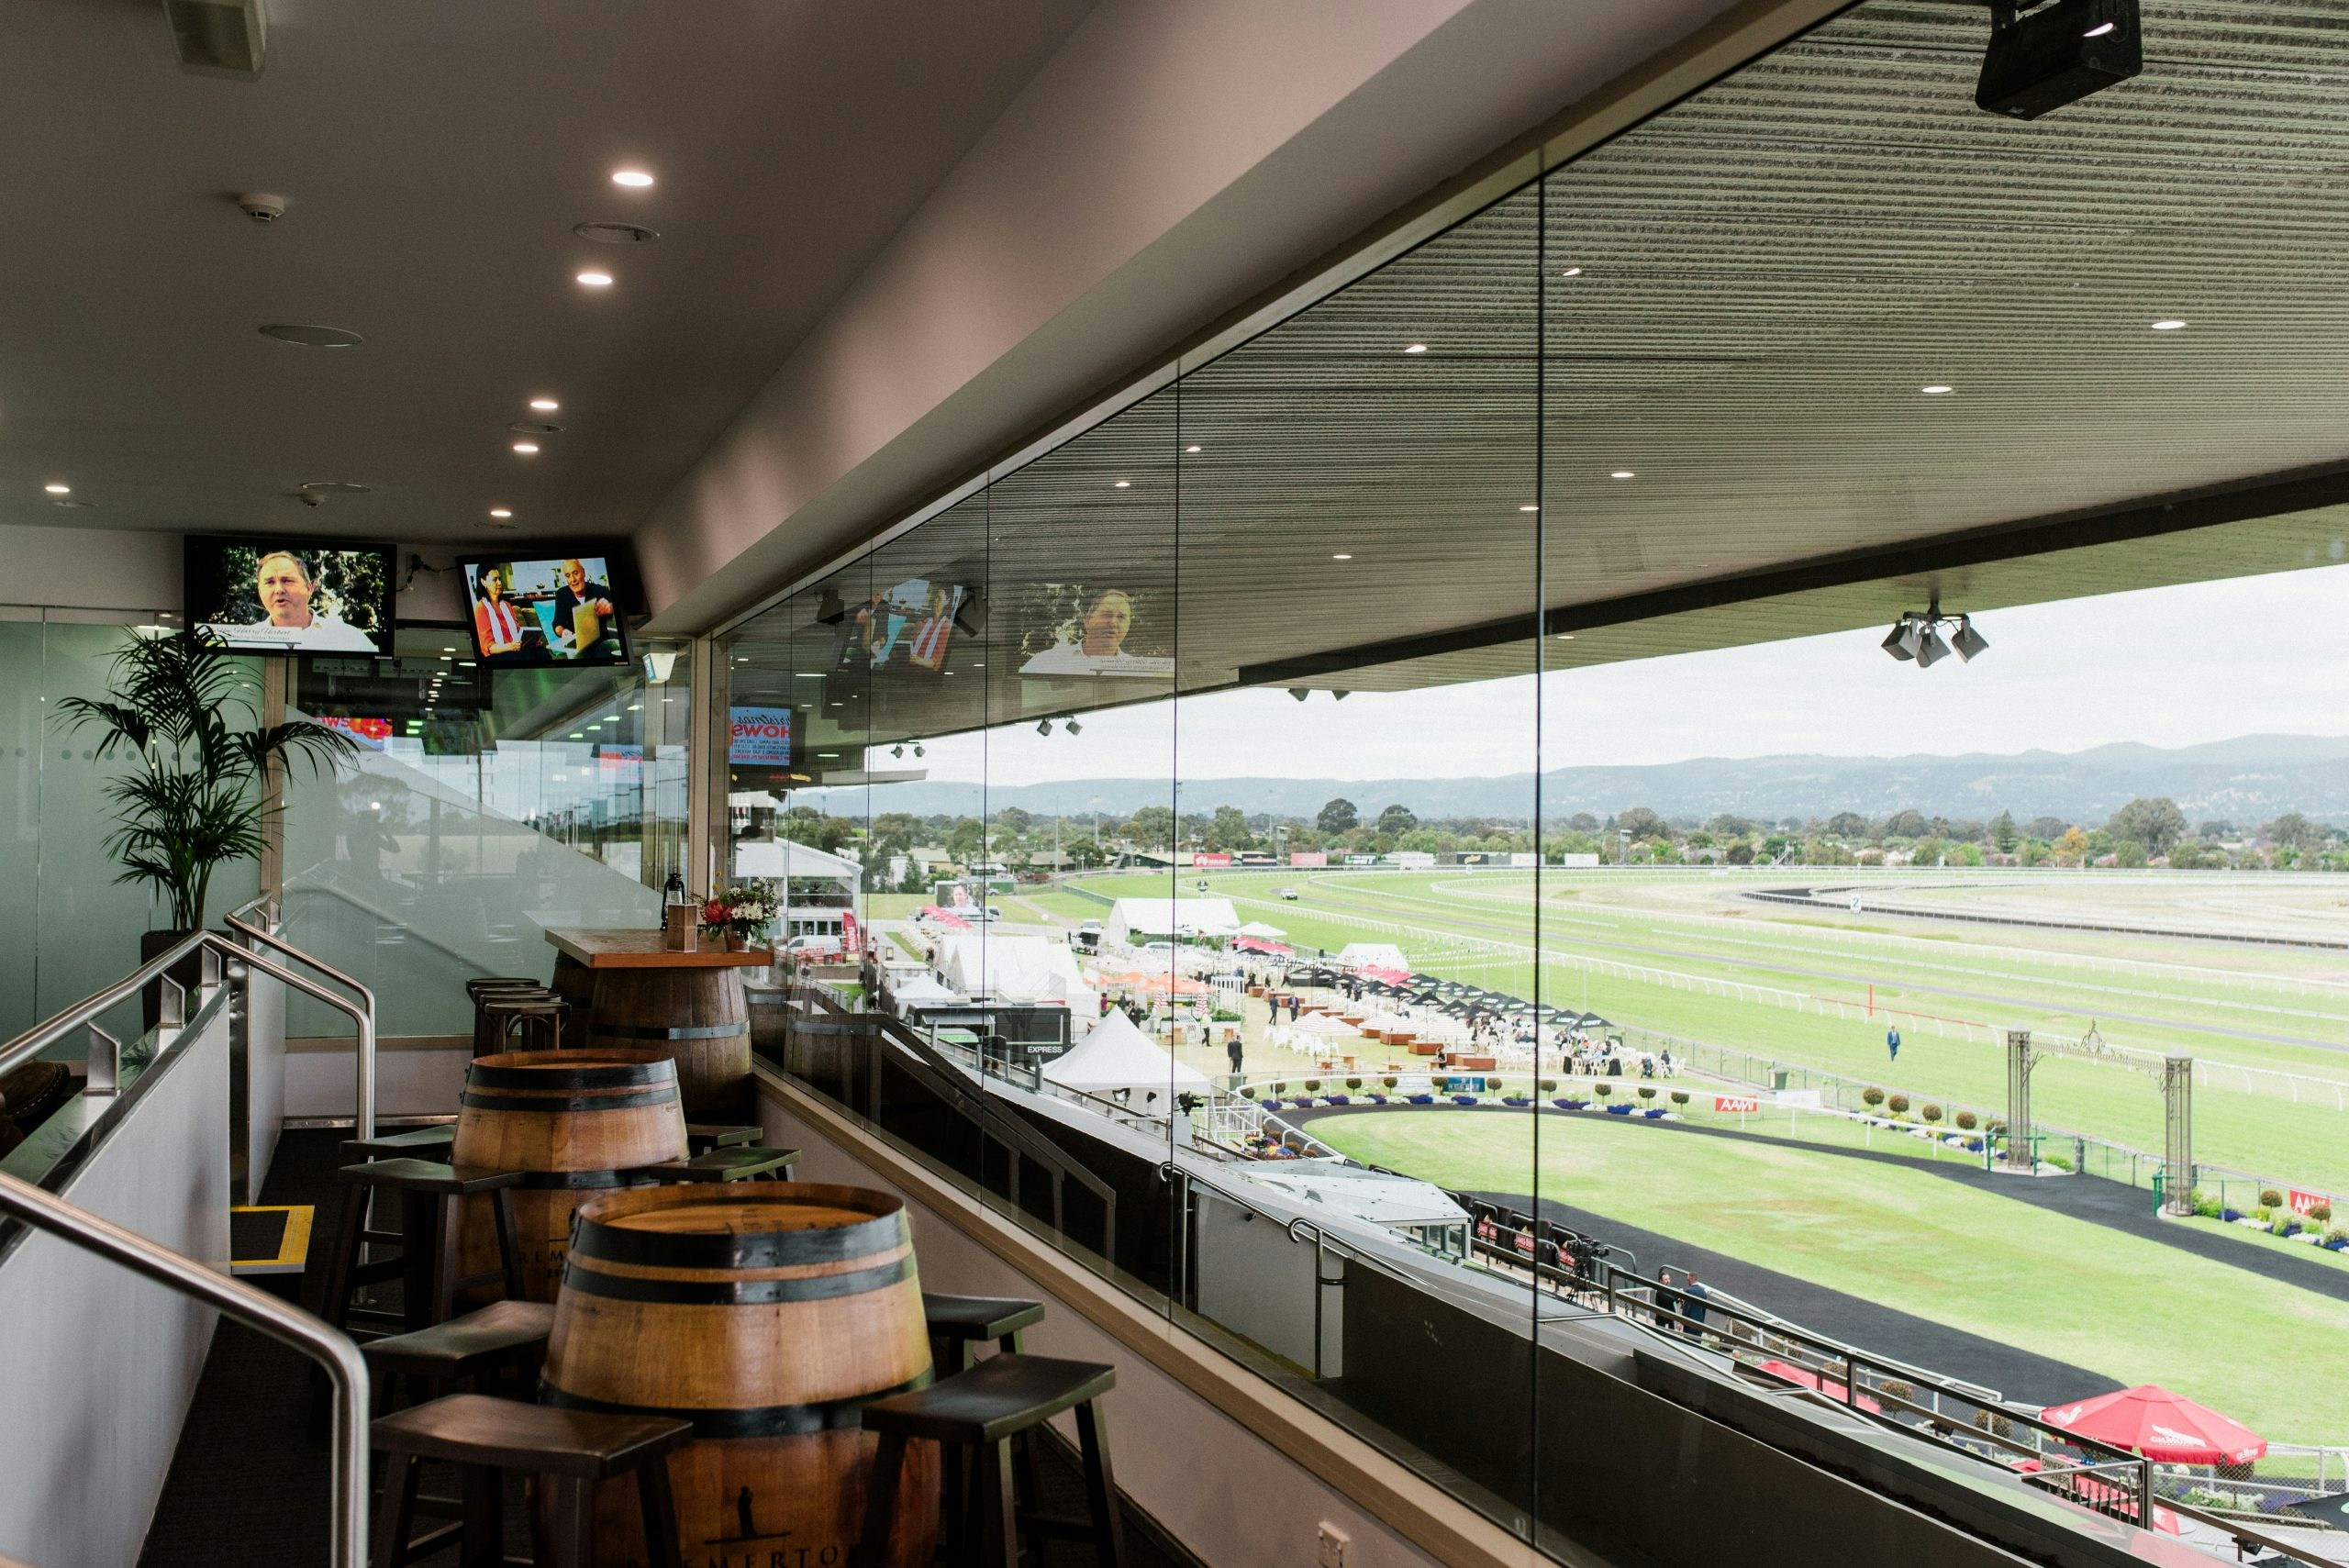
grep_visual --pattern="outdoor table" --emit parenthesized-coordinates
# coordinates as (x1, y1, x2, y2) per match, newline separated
(543, 928, 772, 1117)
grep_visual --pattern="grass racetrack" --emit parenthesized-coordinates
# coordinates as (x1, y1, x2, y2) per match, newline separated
(1311, 1107, 2349, 1444)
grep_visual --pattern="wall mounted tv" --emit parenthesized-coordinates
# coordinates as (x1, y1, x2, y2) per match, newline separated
(458, 552, 633, 668)
(184, 535, 396, 655)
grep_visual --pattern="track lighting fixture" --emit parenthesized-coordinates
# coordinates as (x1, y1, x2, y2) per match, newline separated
(892, 744, 905, 759)
(1881, 601, 1987, 669)
(1289, 688, 1310, 702)
(1037, 718, 1053, 737)
(1064, 718, 1083, 736)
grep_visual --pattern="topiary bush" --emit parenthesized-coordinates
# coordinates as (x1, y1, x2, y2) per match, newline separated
(1921, 1104, 1943, 1124)
(2261, 1188, 2285, 1210)
(1954, 1109, 1977, 1130)
(1595, 1083, 1612, 1099)
(1272, 1081, 1287, 1095)
(1670, 1091, 1690, 1106)
(1636, 1086, 1657, 1102)
(1240, 1084, 1259, 1098)
(2312, 1202, 2334, 1223)
(1304, 1079, 1321, 1093)
(1862, 1086, 1887, 1108)
(1887, 1094, 1910, 1115)
(1346, 1077, 1363, 1090)
(1382, 1075, 1398, 1090)
(1540, 1079, 1558, 1093)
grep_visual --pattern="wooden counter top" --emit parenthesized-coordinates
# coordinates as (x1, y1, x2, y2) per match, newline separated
(544, 928, 776, 970)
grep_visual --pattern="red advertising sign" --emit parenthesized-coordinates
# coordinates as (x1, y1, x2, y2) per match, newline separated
(1289, 851, 1329, 868)
(1194, 852, 1233, 870)
(840, 910, 861, 957)
(2290, 1188, 2326, 1216)
(1714, 1096, 1761, 1113)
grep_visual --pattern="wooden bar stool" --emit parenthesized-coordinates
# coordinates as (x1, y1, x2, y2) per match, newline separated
(362, 1299, 557, 1413)
(637, 1145, 798, 1184)
(369, 1393, 689, 1568)
(682, 1121, 761, 1154)
(475, 995, 568, 1059)
(341, 1124, 458, 1162)
(922, 1294, 1046, 1376)
(855, 1355, 1124, 1568)
(321, 1160, 527, 1337)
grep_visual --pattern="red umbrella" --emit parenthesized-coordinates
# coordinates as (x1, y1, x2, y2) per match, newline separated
(1360, 964, 1411, 984)
(2039, 1385, 2266, 1465)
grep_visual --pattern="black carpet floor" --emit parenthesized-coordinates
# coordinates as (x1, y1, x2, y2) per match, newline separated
(140, 1129, 1188, 1568)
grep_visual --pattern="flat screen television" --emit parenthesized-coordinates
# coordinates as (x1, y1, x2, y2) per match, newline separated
(458, 552, 633, 667)
(183, 535, 396, 655)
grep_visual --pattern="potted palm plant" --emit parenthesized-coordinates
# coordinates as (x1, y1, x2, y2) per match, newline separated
(60, 631, 358, 1016)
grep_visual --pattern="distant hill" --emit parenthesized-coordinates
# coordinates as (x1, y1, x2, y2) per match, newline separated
(805, 734, 2349, 826)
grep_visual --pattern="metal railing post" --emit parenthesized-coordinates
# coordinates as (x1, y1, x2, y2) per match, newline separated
(84, 1021, 122, 1096)
(0, 1171, 369, 1567)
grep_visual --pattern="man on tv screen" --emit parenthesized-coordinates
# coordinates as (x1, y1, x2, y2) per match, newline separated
(552, 558, 619, 660)
(215, 549, 379, 651)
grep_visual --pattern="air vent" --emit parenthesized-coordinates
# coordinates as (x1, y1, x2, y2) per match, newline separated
(260, 323, 362, 348)
(163, 0, 265, 78)
(573, 222, 660, 245)
(507, 421, 565, 436)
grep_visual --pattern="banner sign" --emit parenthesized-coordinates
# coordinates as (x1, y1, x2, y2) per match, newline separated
(1714, 1096, 1761, 1113)
(840, 910, 861, 957)
(728, 706, 793, 765)
(2290, 1188, 2327, 1216)
(1194, 852, 1233, 870)
(596, 744, 643, 784)
(1290, 851, 1329, 868)
(317, 715, 391, 751)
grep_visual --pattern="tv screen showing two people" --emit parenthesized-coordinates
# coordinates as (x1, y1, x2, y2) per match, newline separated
(184, 537, 395, 654)
(464, 556, 629, 666)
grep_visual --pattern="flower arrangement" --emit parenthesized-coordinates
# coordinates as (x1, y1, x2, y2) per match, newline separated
(705, 882, 780, 949)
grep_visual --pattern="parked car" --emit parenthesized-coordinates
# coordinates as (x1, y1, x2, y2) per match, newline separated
(1277, 886, 1300, 900)
(977, 905, 1005, 923)
(781, 934, 844, 958)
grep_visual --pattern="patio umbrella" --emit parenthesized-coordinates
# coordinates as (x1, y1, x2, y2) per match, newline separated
(1295, 1013, 1358, 1038)
(2281, 1491, 2349, 1529)
(2039, 1385, 2267, 1465)
(1361, 964, 1412, 984)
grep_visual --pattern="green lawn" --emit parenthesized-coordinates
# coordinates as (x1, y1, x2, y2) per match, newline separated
(1312, 1108, 2349, 1443)
(1071, 870, 2349, 1195)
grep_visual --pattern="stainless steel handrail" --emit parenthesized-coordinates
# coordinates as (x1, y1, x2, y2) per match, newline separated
(0, 1170, 370, 1567)
(0, 929, 375, 1140)
(226, 894, 379, 1140)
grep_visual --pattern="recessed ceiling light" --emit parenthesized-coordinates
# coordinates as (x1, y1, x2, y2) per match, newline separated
(576, 272, 613, 288)
(259, 323, 363, 348)
(1520, 505, 1539, 512)
(1402, 343, 1429, 354)
(1557, 633, 1575, 640)
(2151, 318, 2187, 331)
(43, 484, 69, 495)
(1560, 267, 1584, 278)
(529, 397, 560, 412)
(1921, 384, 1954, 395)
(1332, 553, 1353, 561)
(1610, 470, 1636, 479)
(1113, 480, 1131, 489)
(512, 441, 540, 455)
(611, 170, 654, 188)
(2084, 20, 2117, 36)
(567, 732, 584, 740)
(1185, 445, 1202, 454)
(488, 507, 513, 518)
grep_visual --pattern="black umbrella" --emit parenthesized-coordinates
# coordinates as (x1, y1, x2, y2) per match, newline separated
(2282, 1491, 2349, 1529)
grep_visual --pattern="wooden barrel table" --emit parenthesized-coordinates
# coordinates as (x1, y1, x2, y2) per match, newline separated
(588, 968, 751, 1118)
(452, 1049, 685, 1301)
(542, 1184, 939, 1568)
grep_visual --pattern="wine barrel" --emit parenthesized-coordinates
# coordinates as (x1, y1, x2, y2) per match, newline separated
(451, 1049, 685, 1301)
(550, 953, 597, 1038)
(587, 968, 751, 1118)
(542, 1184, 939, 1568)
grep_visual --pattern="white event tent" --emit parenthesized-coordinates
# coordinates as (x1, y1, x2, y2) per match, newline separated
(930, 934, 1099, 1022)
(1105, 898, 1241, 946)
(1041, 1009, 1212, 1107)
(1336, 941, 1410, 973)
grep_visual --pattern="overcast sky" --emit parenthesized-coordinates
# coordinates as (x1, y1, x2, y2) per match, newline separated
(880, 565, 2349, 788)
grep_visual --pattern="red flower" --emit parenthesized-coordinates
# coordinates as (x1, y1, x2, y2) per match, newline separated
(701, 899, 726, 924)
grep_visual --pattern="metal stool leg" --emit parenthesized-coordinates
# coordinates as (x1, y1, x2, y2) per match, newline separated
(1075, 1401, 1127, 1568)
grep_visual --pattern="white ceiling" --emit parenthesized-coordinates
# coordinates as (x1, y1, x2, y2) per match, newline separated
(0, 0, 1095, 544)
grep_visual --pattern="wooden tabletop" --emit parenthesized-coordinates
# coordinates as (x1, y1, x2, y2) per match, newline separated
(544, 928, 775, 970)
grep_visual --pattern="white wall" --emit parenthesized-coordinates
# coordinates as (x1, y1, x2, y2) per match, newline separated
(0, 521, 468, 622)
(0, 1000, 231, 1568)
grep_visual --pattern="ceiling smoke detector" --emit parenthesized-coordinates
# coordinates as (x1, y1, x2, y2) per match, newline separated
(297, 481, 372, 508)
(573, 222, 660, 245)
(507, 420, 565, 436)
(260, 323, 362, 348)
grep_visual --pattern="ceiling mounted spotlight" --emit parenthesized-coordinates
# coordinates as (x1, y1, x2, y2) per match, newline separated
(1064, 718, 1083, 737)
(814, 587, 847, 625)
(575, 272, 613, 288)
(1881, 601, 1986, 670)
(1036, 718, 1053, 737)
(914, 744, 925, 758)
(892, 745, 905, 759)
(1288, 688, 1310, 702)
(1976, 0, 2141, 119)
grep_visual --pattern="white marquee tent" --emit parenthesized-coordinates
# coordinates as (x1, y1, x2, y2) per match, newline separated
(1041, 1008, 1212, 1107)
(930, 934, 1098, 1020)
(1105, 898, 1241, 946)
(1337, 941, 1410, 973)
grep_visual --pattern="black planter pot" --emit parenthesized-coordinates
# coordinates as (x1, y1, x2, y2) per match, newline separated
(139, 927, 206, 1033)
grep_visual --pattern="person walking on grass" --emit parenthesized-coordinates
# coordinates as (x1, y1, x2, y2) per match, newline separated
(1227, 1033, 1245, 1077)
(1887, 1024, 1901, 1064)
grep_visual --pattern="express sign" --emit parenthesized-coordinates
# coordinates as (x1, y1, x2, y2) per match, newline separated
(1714, 1096, 1762, 1113)
(728, 706, 793, 765)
